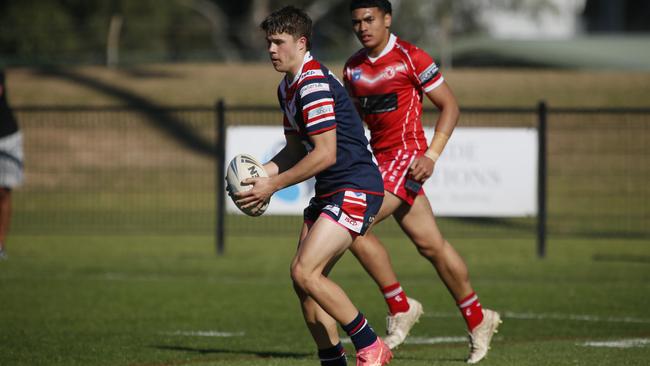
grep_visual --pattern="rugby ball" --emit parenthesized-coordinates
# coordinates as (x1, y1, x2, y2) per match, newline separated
(226, 153, 270, 216)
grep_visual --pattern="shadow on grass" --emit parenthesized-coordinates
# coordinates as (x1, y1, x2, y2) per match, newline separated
(34, 67, 215, 158)
(152, 345, 466, 363)
(152, 344, 311, 359)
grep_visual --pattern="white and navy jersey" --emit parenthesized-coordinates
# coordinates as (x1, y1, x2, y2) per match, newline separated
(277, 52, 383, 198)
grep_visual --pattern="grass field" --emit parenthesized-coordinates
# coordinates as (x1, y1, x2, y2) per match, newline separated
(1, 64, 649, 365)
(1, 234, 649, 366)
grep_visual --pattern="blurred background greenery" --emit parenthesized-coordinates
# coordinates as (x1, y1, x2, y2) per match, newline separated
(1, 0, 649, 69)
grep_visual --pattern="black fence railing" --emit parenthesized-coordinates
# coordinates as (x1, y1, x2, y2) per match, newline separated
(11, 103, 650, 255)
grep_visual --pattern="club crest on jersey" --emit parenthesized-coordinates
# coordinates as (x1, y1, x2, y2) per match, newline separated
(384, 66, 396, 79)
(352, 68, 362, 81)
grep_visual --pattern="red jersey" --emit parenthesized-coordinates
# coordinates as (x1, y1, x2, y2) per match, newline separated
(343, 34, 444, 154)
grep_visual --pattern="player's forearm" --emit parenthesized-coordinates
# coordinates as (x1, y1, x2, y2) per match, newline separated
(425, 103, 459, 162)
(263, 161, 280, 177)
(267, 143, 305, 177)
(272, 147, 335, 191)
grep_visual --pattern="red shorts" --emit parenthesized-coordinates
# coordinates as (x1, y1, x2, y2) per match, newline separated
(375, 149, 425, 206)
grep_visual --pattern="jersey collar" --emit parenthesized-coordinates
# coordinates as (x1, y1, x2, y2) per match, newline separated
(286, 51, 313, 88)
(367, 33, 396, 63)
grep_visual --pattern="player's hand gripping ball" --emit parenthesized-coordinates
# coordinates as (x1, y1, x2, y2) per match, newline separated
(226, 153, 270, 216)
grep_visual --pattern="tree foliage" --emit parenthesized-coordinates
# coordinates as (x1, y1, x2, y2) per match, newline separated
(0, 0, 641, 66)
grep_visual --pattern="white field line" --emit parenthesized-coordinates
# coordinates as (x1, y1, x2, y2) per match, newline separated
(164, 330, 245, 337)
(422, 311, 650, 324)
(340, 336, 466, 345)
(581, 338, 650, 348)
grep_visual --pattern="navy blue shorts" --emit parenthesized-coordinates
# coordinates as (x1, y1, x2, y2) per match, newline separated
(303, 190, 383, 237)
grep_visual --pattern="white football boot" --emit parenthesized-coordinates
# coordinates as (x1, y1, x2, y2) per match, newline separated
(383, 297, 424, 349)
(466, 309, 502, 364)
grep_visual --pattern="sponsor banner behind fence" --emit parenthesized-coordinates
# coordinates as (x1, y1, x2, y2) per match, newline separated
(226, 126, 537, 217)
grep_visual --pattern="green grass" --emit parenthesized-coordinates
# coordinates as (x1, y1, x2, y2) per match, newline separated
(1, 64, 648, 365)
(1, 234, 649, 365)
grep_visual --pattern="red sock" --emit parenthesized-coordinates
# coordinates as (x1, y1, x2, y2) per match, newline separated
(458, 292, 484, 331)
(382, 283, 410, 315)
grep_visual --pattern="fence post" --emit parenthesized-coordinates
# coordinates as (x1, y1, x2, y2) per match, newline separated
(215, 99, 226, 255)
(537, 101, 547, 258)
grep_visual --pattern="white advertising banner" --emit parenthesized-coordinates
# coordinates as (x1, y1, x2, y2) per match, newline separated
(421, 127, 538, 217)
(226, 126, 538, 217)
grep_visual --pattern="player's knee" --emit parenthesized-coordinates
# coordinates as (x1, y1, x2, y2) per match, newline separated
(414, 237, 446, 260)
(291, 279, 308, 300)
(290, 262, 317, 294)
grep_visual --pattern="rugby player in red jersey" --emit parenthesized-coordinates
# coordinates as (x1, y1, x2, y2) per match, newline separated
(343, 1, 501, 363)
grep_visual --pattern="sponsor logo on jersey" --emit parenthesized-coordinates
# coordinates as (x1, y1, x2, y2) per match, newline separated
(338, 211, 362, 233)
(298, 69, 324, 84)
(359, 93, 398, 114)
(418, 63, 439, 84)
(308, 104, 334, 120)
(300, 82, 330, 98)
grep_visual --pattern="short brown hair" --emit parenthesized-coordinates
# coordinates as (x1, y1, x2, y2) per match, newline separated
(260, 6, 312, 50)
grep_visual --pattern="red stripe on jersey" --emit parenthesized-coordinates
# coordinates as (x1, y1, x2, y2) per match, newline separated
(306, 113, 336, 128)
(422, 73, 443, 92)
(298, 74, 324, 86)
(303, 99, 335, 127)
(303, 99, 334, 113)
(307, 124, 336, 136)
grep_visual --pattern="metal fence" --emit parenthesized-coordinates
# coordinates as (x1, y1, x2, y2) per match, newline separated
(11, 104, 650, 251)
